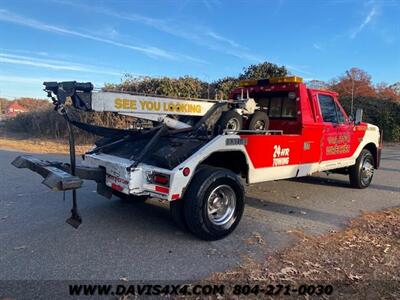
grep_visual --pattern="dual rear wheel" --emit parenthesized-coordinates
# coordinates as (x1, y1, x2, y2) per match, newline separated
(170, 166, 245, 240)
(112, 166, 245, 240)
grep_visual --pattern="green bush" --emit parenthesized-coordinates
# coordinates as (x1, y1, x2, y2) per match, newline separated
(4, 108, 135, 143)
(391, 126, 400, 143)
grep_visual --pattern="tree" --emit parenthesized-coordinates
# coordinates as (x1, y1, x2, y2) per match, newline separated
(105, 75, 205, 98)
(210, 77, 239, 99)
(16, 98, 51, 110)
(329, 68, 376, 114)
(105, 61, 289, 100)
(389, 82, 400, 96)
(0, 98, 9, 114)
(375, 83, 399, 102)
(239, 62, 288, 80)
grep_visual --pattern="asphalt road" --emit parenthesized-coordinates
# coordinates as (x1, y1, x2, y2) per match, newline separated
(0, 146, 399, 283)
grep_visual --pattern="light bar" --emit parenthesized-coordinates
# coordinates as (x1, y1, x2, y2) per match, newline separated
(269, 76, 303, 84)
(238, 76, 303, 87)
(238, 80, 258, 87)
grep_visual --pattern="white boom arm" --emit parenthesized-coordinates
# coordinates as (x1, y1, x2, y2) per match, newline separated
(91, 92, 217, 129)
(92, 92, 216, 116)
(43, 81, 257, 130)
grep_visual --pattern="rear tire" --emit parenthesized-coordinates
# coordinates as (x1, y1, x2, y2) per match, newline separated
(215, 110, 242, 134)
(349, 149, 374, 189)
(182, 166, 245, 240)
(248, 111, 269, 131)
(113, 190, 148, 203)
(170, 199, 187, 230)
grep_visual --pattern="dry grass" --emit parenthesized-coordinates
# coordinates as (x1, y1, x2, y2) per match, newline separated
(204, 208, 400, 299)
(0, 137, 91, 155)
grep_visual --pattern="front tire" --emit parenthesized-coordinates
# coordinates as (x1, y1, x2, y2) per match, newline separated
(349, 149, 375, 189)
(182, 166, 245, 240)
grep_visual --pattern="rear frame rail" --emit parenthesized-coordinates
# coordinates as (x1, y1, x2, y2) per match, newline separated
(12, 155, 105, 191)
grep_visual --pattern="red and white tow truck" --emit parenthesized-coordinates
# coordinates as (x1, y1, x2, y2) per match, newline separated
(12, 76, 382, 240)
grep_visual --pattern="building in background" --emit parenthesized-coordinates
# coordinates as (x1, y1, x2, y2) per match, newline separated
(5, 102, 28, 118)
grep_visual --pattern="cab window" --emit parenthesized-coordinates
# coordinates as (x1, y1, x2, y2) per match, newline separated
(335, 102, 346, 123)
(251, 91, 297, 119)
(318, 94, 337, 123)
(281, 97, 297, 118)
(269, 97, 282, 117)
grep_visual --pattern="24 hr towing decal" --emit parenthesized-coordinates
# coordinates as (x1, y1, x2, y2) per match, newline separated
(272, 145, 290, 166)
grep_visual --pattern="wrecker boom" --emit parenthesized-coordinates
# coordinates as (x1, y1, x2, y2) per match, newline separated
(44, 81, 256, 129)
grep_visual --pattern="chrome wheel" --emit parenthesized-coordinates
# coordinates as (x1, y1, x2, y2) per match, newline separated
(361, 157, 374, 186)
(207, 185, 236, 226)
(225, 118, 240, 130)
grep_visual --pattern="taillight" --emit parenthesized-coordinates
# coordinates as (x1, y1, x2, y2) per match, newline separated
(182, 167, 190, 176)
(154, 174, 169, 185)
(147, 172, 170, 186)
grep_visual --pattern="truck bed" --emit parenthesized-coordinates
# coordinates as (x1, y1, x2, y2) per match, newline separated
(99, 135, 208, 170)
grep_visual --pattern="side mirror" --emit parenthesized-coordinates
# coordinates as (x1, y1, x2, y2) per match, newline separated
(354, 108, 363, 125)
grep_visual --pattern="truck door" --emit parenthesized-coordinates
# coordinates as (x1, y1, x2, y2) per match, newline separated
(317, 93, 342, 161)
(333, 99, 353, 159)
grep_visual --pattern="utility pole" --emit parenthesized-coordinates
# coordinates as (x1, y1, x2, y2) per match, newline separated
(351, 74, 355, 116)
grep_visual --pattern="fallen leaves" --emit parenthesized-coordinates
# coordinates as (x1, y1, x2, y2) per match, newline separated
(301, 269, 321, 278)
(280, 266, 298, 276)
(348, 273, 363, 281)
(245, 232, 266, 246)
(206, 207, 400, 299)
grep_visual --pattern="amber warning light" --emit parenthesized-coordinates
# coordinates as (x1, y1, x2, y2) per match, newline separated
(239, 76, 303, 87)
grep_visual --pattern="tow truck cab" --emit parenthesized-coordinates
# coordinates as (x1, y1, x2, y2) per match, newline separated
(229, 77, 381, 173)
